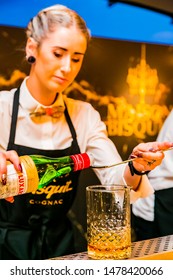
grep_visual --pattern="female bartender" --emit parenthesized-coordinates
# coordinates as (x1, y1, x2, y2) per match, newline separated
(0, 4, 172, 259)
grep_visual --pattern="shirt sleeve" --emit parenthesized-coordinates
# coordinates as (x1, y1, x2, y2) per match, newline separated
(127, 174, 154, 203)
(147, 109, 173, 191)
(83, 103, 154, 203)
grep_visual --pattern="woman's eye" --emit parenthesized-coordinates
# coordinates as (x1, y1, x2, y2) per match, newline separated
(72, 58, 80, 63)
(53, 52, 80, 63)
(54, 52, 62, 58)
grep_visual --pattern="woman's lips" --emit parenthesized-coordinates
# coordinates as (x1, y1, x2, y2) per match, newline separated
(53, 76, 68, 84)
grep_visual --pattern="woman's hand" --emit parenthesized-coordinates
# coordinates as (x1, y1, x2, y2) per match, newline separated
(131, 141, 173, 172)
(0, 150, 21, 203)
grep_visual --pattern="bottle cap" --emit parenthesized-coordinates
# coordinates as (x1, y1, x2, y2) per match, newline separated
(70, 153, 93, 171)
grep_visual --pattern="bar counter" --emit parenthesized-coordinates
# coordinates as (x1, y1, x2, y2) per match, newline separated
(51, 234, 173, 260)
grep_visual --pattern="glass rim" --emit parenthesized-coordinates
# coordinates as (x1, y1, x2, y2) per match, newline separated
(86, 184, 132, 192)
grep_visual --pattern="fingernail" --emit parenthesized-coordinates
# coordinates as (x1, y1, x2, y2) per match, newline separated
(18, 164, 23, 172)
(135, 152, 143, 158)
(130, 152, 143, 159)
(130, 154, 137, 159)
(1, 174, 7, 185)
(6, 197, 14, 203)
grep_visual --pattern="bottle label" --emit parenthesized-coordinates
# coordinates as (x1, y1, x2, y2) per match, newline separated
(0, 163, 28, 199)
(70, 153, 91, 171)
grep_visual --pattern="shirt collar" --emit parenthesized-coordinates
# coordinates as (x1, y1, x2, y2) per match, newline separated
(19, 77, 65, 113)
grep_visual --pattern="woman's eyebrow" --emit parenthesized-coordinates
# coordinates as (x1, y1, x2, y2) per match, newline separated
(53, 46, 85, 55)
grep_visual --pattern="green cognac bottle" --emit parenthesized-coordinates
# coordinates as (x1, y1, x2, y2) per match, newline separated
(0, 153, 93, 199)
(29, 153, 92, 189)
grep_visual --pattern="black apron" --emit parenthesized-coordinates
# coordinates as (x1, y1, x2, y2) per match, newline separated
(0, 88, 81, 260)
(154, 188, 173, 236)
(132, 188, 173, 241)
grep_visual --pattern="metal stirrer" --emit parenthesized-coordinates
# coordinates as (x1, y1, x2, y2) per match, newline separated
(91, 146, 173, 169)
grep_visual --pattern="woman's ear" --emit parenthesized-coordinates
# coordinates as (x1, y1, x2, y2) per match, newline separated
(26, 37, 38, 59)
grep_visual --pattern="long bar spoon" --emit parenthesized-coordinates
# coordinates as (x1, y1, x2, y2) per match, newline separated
(91, 146, 173, 169)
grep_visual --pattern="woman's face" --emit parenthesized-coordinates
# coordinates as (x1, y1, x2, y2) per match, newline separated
(30, 25, 87, 93)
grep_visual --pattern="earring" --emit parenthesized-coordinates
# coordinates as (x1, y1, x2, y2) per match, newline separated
(27, 56, 36, 64)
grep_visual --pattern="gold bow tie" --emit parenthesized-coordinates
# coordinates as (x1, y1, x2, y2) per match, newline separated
(29, 106, 65, 119)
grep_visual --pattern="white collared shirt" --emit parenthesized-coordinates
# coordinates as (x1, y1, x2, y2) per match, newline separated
(132, 109, 173, 220)
(0, 78, 153, 202)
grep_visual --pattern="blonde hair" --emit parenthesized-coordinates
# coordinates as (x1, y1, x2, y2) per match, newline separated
(26, 4, 91, 46)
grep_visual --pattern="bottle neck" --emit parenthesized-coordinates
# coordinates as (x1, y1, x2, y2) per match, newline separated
(70, 153, 91, 171)
(30, 153, 91, 172)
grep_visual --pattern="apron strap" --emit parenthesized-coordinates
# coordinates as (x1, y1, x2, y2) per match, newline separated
(7, 87, 20, 147)
(64, 105, 80, 154)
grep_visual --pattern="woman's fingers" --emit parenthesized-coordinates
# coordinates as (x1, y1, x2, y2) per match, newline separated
(5, 150, 21, 170)
(131, 141, 173, 172)
(0, 150, 21, 204)
(0, 150, 21, 175)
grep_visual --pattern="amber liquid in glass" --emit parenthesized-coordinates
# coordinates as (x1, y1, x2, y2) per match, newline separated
(87, 226, 131, 260)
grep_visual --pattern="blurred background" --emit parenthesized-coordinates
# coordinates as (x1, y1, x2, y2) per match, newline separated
(0, 0, 173, 45)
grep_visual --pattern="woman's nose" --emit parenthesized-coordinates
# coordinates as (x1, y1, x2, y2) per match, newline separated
(60, 58, 71, 73)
